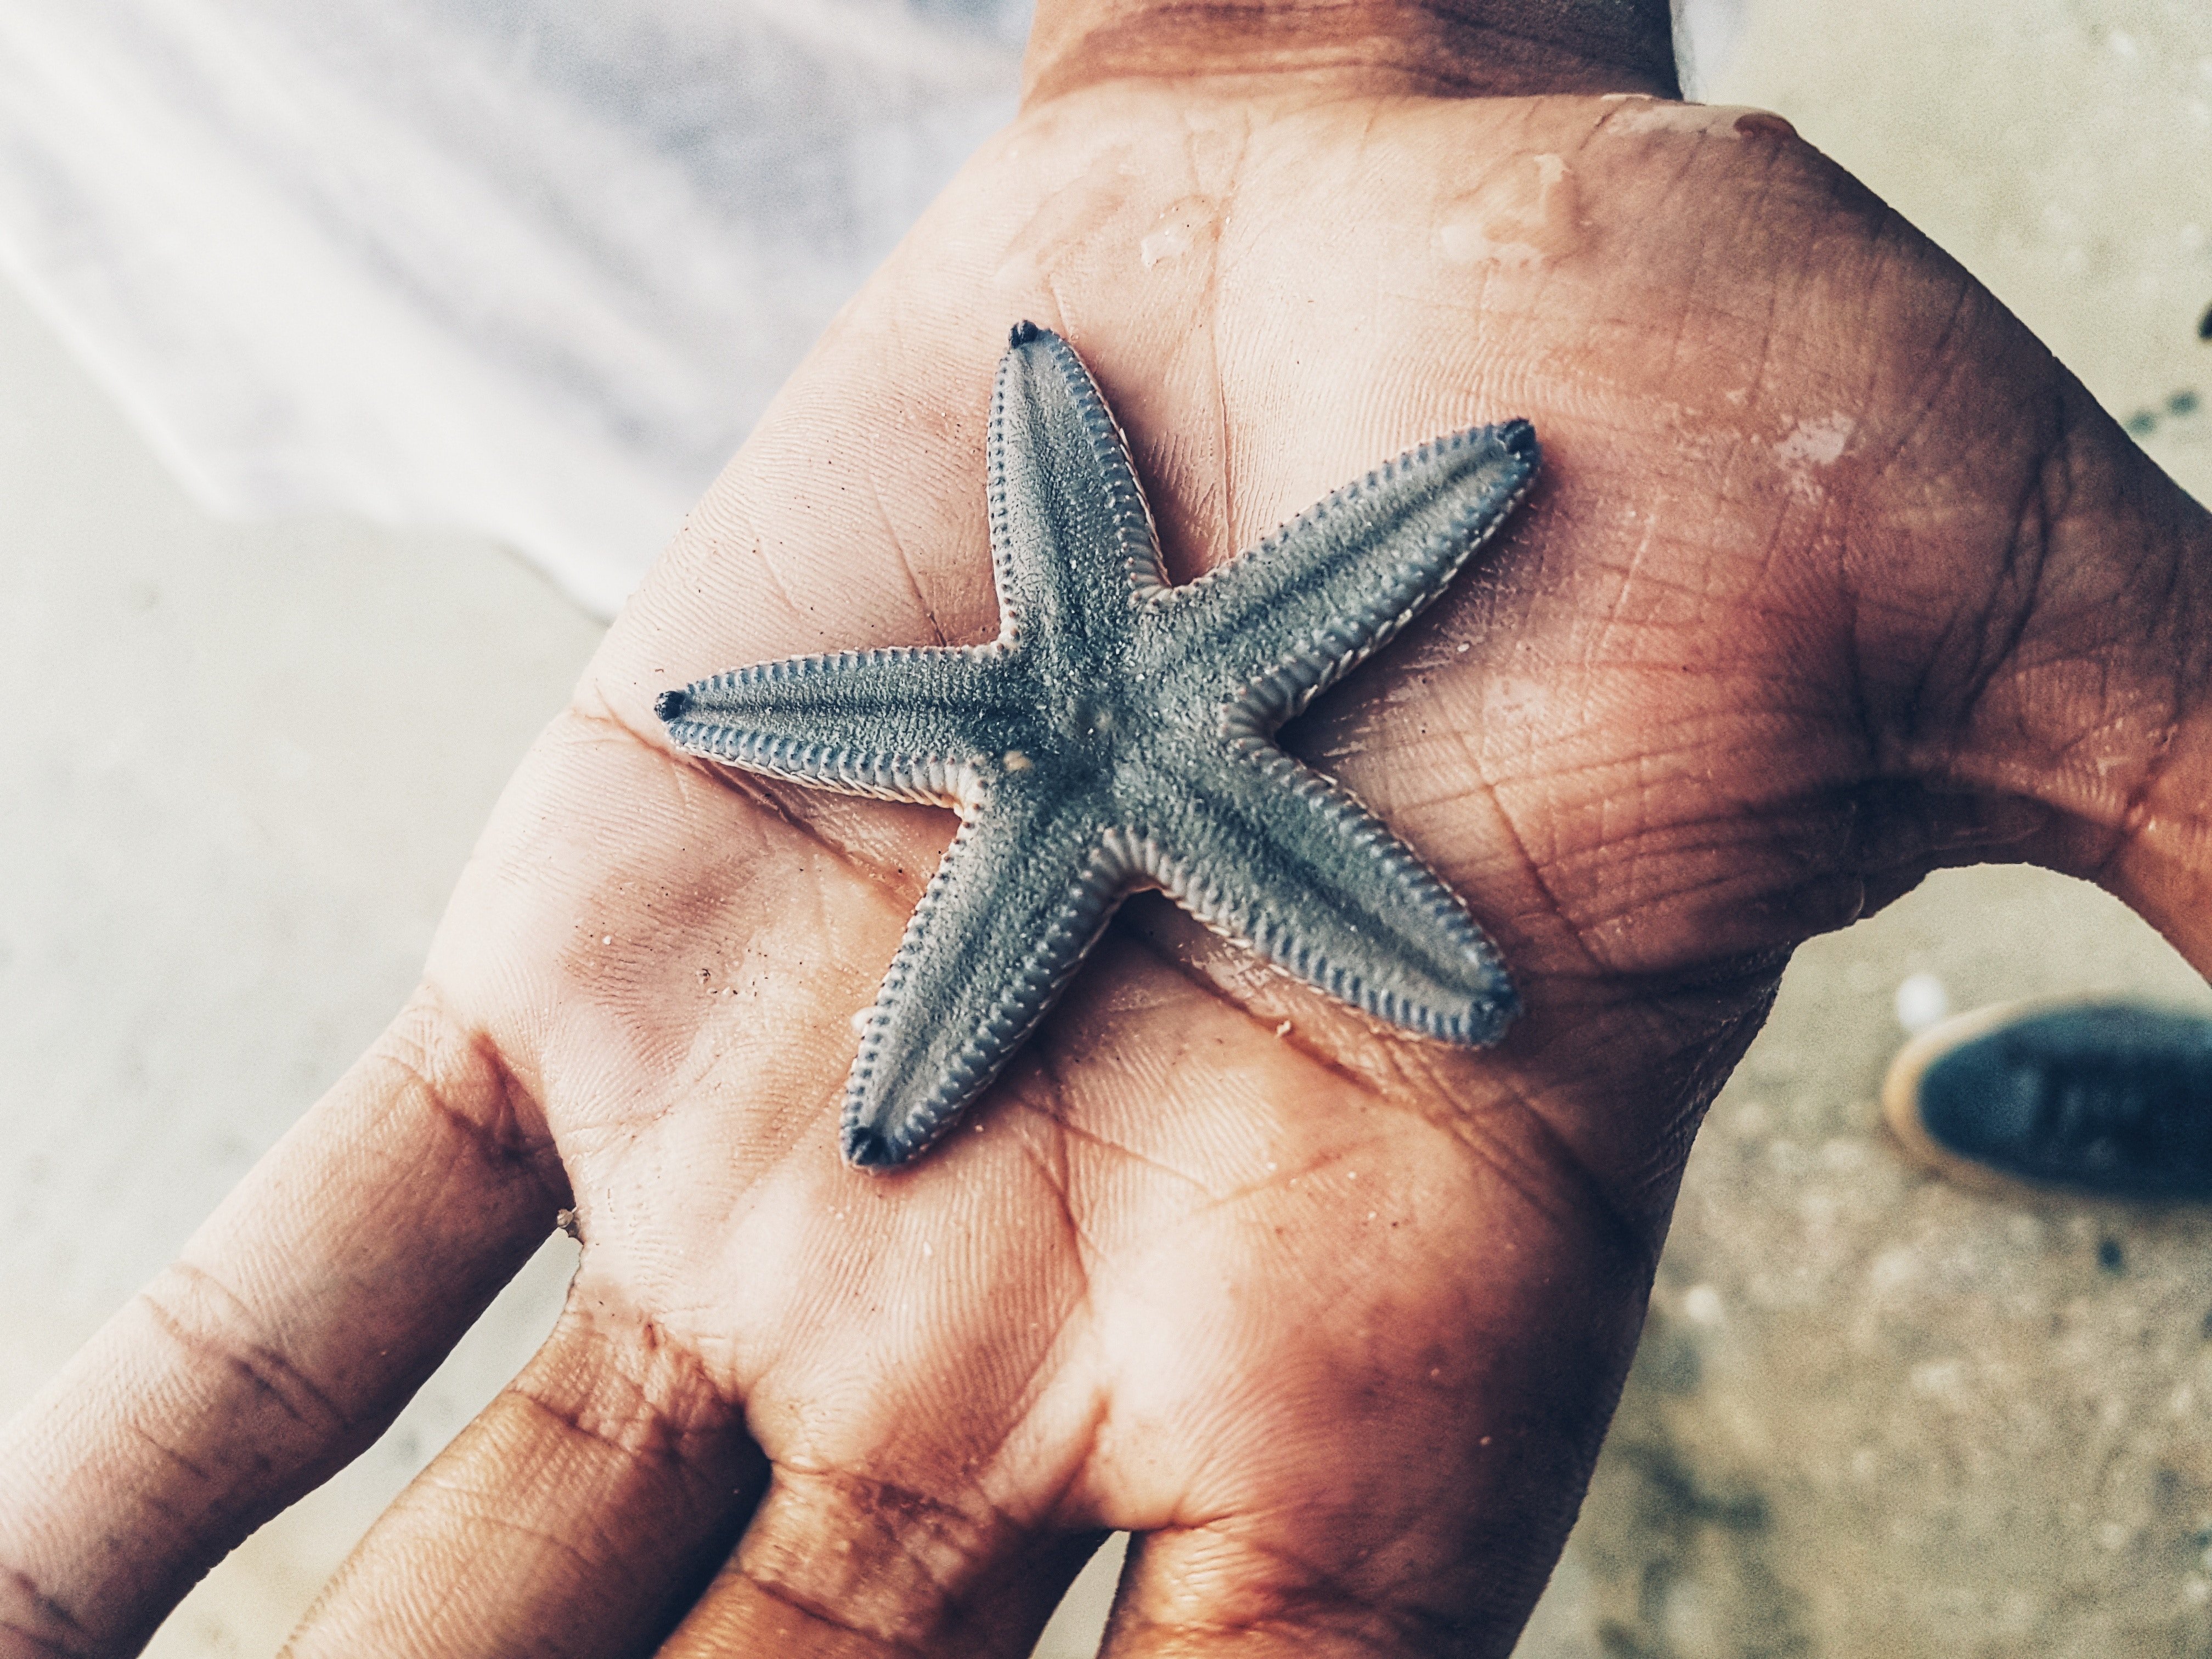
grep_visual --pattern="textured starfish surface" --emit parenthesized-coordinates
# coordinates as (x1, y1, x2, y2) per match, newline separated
(658, 323, 1539, 1169)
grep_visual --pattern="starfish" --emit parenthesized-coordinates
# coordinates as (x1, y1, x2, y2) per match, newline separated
(657, 323, 1539, 1170)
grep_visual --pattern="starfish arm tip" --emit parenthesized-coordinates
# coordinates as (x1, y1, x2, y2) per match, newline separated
(1418, 926, 1521, 1045)
(1456, 983, 1521, 1045)
(1497, 417, 1539, 460)
(1009, 319, 1042, 348)
(653, 686, 691, 723)
(840, 1062, 975, 1171)
(842, 1121, 906, 1171)
(1356, 964, 1518, 1047)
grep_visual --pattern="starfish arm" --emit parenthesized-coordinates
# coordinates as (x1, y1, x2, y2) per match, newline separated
(842, 782, 1126, 1167)
(1154, 421, 1539, 729)
(987, 323, 1167, 662)
(657, 647, 1026, 806)
(1142, 740, 1518, 1045)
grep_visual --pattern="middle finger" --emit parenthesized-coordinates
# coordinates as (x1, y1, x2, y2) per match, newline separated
(656, 1490, 1104, 1658)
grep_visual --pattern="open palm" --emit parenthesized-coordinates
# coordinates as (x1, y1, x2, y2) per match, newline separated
(8, 13, 2209, 1659)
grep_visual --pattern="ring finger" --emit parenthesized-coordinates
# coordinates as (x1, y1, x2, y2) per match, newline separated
(284, 1288, 765, 1656)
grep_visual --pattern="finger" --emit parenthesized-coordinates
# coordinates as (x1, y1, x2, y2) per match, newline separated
(1801, 321, 2212, 970)
(658, 1472, 1103, 1659)
(1955, 409, 2212, 971)
(286, 1294, 762, 1657)
(1101, 1479, 1582, 1659)
(0, 996, 562, 1657)
(1090, 1165, 1654, 1659)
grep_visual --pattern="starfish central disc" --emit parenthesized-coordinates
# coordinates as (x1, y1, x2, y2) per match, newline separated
(660, 323, 1540, 1169)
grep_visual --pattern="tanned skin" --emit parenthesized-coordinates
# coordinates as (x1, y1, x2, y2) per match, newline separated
(5, 3, 2208, 1654)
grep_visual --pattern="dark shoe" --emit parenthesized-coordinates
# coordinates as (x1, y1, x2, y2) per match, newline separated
(1883, 999, 2212, 1200)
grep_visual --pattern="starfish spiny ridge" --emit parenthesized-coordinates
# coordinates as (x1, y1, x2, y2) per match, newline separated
(658, 322, 1539, 1169)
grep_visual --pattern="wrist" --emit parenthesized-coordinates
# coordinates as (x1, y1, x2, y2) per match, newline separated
(1022, 0, 1681, 106)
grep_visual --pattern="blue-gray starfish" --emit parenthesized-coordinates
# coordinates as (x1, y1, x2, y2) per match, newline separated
(657, 323, 1538, 1170)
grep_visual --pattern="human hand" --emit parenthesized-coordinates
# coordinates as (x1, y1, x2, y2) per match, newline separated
(7, 2, 2209, 1655)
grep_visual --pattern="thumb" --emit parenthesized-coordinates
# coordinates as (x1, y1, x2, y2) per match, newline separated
(1889, 366, 2212, 972)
